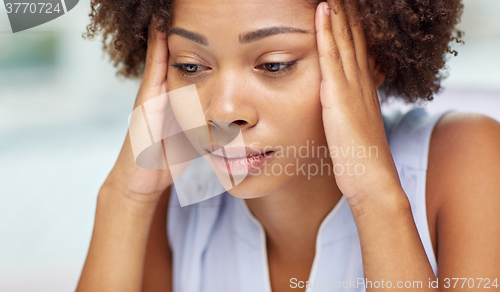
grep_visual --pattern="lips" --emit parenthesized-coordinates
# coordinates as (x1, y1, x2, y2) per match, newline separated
(204, 146, 274, 175)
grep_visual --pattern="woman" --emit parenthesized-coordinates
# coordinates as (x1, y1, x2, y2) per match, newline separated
(77, 0, 500, 291)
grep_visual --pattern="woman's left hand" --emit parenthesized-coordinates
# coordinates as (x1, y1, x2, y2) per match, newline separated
(315, 0, 403, 206)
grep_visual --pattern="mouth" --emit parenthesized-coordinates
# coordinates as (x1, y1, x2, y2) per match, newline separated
(204, 146, 274, 175)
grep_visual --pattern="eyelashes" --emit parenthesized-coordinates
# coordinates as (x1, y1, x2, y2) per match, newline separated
(256, 61, 298, 76)
(170, 63, 206, 76)
(170, 61, 298, 79)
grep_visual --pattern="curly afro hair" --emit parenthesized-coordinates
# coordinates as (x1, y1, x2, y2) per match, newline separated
(83, 0, 464, 103)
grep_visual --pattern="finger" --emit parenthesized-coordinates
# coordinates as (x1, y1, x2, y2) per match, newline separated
(315, 2, 346, 83)
(142, 15, 169, 98)
(348, 1, 371, 75)
(328, 0, 358, 79)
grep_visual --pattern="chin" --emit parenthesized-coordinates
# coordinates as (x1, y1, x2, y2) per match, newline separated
(224, 172, 289, 200)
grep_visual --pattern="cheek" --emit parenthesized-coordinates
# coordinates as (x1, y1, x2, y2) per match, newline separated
(294, 90, 325, 143)
(291, 71, 323, 130)
(294, 96, 323, 138)
(267, 88, 323, 145)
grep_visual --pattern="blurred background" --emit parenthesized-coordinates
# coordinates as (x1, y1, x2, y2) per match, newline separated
(0, 0, 499, 291)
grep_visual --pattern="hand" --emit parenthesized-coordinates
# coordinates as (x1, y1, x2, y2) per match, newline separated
(315, 0, 403, 205)
(103, 16, 172, 204)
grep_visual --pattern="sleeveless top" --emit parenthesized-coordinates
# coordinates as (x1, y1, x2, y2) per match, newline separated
(167, 107, 454, 292)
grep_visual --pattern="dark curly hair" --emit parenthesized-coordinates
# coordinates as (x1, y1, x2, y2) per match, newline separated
(83, 0, 464, 103)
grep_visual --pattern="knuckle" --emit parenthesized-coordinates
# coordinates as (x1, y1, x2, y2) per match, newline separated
(358, 67, 371, 80)
(352, 70, 362, 83)
(341, 25, 354, 42)
(327, 46, 341, 62)
(328, 0, 339, 14)
(148, 24, 156, 41)
(145, 51, 153, 68)
(319, 45, 340, 63)
(356, 67, 364, 78)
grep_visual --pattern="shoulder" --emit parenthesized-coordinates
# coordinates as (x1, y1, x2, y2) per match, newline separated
(426, 112, 500, 279)
(430, 111, 500, 156)
(427, 112, 500, 203)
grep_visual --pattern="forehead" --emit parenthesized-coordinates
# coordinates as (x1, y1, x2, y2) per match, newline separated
(171, 0, 316, 34)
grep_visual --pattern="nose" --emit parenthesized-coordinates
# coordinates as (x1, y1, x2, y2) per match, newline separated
(204, 70, 259, 131)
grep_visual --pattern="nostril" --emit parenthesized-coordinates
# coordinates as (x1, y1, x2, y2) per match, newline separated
(232, 120, 247, 126)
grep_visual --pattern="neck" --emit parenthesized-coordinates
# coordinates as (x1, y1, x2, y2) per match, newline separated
(244, 171, 342, 262)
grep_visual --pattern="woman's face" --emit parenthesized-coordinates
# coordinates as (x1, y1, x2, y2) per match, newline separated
(166, 0, 332, 198)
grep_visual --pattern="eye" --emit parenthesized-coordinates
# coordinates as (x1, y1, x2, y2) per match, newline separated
(171, 61, 298, 79)
(171, 63, 210, 78)
(264, 62, 290, 72)
(182, 64, 200, 73)
(257, 61, 298, 77)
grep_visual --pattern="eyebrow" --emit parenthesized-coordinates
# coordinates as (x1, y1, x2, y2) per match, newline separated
(167, 26, 311, 46)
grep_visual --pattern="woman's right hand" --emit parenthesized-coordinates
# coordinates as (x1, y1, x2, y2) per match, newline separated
(103, 16, 172, 204)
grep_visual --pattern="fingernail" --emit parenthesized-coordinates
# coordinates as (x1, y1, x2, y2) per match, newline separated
(323, 3, 330, 15)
